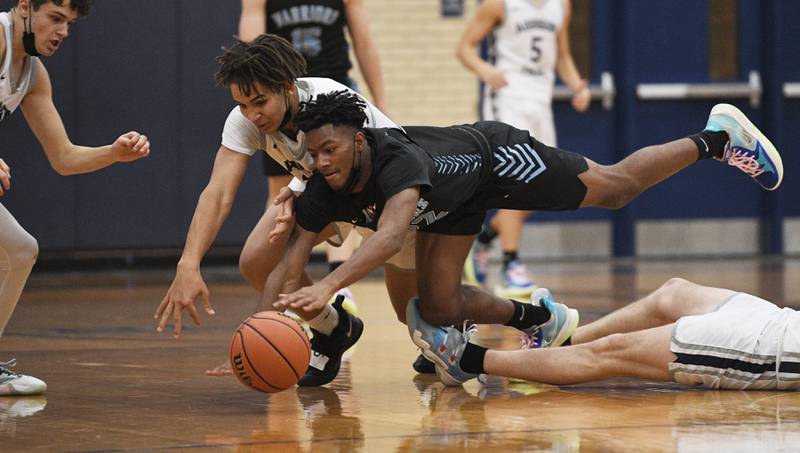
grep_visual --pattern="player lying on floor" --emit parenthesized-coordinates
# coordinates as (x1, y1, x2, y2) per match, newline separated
(409, 278, 800, 390)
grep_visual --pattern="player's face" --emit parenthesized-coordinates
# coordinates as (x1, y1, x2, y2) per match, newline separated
(230, 82, 291, 135)
(305, 124, 363, 191)
(27, 2, 79, 56)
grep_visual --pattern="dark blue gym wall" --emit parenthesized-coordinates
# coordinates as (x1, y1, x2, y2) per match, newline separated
(0, 0, 266, 250)
(0, 1, 798, 255)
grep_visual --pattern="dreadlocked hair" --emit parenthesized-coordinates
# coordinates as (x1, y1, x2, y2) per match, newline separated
(294, 90, 368, 133)
(214, 34, 307, 96)
(30, 0, 93, 16)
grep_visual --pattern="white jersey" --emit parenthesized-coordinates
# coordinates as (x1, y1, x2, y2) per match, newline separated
(221, 77, 397, 192)
(0, 12, 38, 122)
(491, 0, 563, 104)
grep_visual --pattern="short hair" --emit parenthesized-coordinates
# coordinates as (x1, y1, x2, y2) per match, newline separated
(214, 34, 307, 96)
(294, 90, 368, 133)
(30, 0, 93, 16)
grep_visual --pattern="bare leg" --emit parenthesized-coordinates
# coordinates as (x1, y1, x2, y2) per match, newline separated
(239, 202, 291, 291)
(0, 204, 38, 336)
(326, 228, 359, 263)
(415, 232, 514, 326)
(579, 138, 699, 209)
(383, 264, 418, 323)
(485, 324, 676, 384)
(571, 278, 736, 345)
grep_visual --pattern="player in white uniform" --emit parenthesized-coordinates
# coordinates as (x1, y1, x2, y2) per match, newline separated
(457, 0, 590, 297)
(155, 34, 421, 385)
(0, 0, 151, 396)
(414, 278, 800, 390)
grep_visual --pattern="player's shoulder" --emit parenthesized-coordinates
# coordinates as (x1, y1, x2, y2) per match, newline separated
(298, 77, 351, 94)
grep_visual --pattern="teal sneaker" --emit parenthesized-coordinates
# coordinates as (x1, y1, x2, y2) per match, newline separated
(705, 103, 783, 191)
(406, 298, 478, 386)
(521, 288, 579, 349)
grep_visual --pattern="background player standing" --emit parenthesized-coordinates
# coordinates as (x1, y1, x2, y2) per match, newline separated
(456, 0, 590, 297)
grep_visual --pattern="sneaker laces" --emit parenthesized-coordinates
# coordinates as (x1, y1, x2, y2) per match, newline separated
(728, 149, 764, 177)
(439, 322, 478, 364)
(520, 326, 542, 349)
(0, 359, 19, 377)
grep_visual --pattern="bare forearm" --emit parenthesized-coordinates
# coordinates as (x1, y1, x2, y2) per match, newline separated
(51, 144, 118, 176)
(318, 227, 403, 292)
(557, 57, 585, 93)
(178, 191, 234, 270)
(353, 43, 387, 108)
(456, 44, 495, 82)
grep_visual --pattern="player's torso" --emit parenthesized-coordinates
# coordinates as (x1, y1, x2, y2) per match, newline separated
(266, 0, 351, 84)
(0, 12, 37, 122)
(490, 0, 563, 101)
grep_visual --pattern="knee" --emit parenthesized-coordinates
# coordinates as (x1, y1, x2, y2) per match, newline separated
(3, 231, 38, 270)
(590, 332, 632, 357)
(238, 247, 263, 288)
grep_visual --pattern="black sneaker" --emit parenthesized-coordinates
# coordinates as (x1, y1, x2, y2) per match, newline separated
(412, 353, 436, 374)
(298, 296, 364, 387)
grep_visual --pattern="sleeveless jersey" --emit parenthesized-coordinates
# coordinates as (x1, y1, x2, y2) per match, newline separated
(490, 0, 563, 104)
(266, 0, 352, 85)
(0, 12, 38, 122)
(221, 77, 397, 192)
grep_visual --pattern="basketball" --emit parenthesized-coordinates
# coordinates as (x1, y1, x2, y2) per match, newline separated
(229, 311, 311, 393)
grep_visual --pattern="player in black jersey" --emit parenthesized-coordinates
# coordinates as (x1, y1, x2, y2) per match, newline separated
(266, 91, 783, 370)
(239, 0, 388, 307)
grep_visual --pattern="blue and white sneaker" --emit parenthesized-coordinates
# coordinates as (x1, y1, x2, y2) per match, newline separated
(494, 260, 537, 299)
(463, 242, 489, 287)
(406, 298, 478, 386)
(520, 288, 579, 350)
(705, 103, 783, 191)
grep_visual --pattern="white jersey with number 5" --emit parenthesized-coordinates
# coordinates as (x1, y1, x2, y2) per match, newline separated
(491, 0, 563, 104)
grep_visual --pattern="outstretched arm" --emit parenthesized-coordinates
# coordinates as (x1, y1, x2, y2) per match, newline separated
(455, 0, 506, 91)
(555, 0, 590, 112)
(274, 186, 420, 312)
(155, 146, 250, 338)
(239, 0, 267, 41)
(345, 0, 388, 113)
(21, 61, 150, 176)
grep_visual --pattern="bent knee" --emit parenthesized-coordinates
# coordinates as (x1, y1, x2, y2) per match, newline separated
(1, 232, 38, 270)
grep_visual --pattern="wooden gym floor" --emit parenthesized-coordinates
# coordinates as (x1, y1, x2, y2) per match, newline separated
(2, 256, 800, 451)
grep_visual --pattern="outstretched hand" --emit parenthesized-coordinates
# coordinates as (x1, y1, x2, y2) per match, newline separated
(155, 268, 215, 338)
(112, 131, 151, 162)
(0, 158, 10, 196)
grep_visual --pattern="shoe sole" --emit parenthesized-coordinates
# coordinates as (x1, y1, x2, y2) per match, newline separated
(711, 103, 784, 190)
(549, 308, 580, 348)
(411, 329, 465, 386)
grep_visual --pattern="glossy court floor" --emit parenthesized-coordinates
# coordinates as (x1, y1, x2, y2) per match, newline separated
(2, 257, 800, 451)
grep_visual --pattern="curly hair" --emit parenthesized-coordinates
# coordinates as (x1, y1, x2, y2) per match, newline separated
(294, 90, 368, 133)
(214, 34, 307, 96)
(31, 0, 93, 16)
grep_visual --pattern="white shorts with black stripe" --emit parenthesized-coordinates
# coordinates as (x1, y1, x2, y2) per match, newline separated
(669, 293, 800, 390)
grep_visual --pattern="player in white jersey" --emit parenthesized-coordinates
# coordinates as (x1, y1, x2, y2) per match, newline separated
(0, 0, 150, 396)
(414, 278, 800, 391)
(154, 34, 422, 385)
(456, 0, 590, 298)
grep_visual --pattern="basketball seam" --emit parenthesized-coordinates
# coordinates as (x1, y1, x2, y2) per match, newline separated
(237, 329, 284, 391)
(248, 316, 311, 361)
(243, 321, 304, 381)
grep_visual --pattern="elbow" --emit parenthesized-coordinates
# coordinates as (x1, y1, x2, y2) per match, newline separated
(50, 160, 72, 176)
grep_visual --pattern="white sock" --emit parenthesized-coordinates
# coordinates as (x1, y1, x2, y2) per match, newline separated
(307, 303, 339, 336)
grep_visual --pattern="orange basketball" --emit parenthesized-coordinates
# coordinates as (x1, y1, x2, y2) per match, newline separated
(230, 311, 311, 393)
